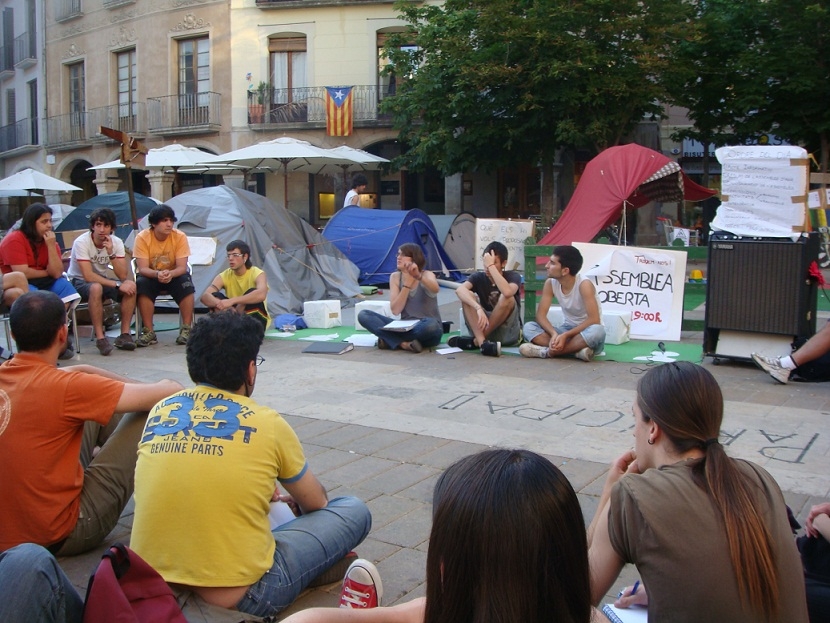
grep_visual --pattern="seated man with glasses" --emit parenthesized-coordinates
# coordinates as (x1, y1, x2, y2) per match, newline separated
(200, 239, 270, 330)
(131, 312, 371, 618)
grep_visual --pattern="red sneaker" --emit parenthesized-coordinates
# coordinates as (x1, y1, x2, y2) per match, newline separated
(338, 559, 383, 609)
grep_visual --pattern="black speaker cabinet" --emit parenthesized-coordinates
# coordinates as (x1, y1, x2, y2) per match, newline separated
(704, 232, 819, 360)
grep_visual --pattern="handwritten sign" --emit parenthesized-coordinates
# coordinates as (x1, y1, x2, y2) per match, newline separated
(475, 219, 535, 271)
(712, 145, 807, 237)
(574, 242, 687, 341)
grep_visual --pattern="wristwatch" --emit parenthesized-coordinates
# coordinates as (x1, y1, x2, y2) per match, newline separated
(114, 280, 122, 288)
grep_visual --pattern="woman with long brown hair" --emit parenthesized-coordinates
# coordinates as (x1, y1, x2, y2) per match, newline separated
(282, 448, 596, 623)
(588, 362, 808, 622)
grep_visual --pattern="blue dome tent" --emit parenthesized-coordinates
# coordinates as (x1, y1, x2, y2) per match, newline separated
(56, 192, 158, 242)
(323, 208, 464, 285)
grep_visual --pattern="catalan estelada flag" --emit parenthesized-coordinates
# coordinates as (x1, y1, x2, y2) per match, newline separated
(325, 86, 353, 136)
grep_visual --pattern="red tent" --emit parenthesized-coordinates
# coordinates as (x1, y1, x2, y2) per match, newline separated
(540, 144, 717, 246)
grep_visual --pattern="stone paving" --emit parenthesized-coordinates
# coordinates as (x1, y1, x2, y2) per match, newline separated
(37, 289, 830, 620)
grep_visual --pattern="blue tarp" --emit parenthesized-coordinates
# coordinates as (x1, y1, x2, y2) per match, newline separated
(56, 192, 157, 242)
(322, 207, 464, 285)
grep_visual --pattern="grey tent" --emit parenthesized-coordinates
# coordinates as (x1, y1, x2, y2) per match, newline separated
(441, 212, 477, 274)
(128, 186, 361, 319)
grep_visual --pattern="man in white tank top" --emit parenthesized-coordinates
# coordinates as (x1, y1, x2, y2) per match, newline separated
(519, 245, 605, 361)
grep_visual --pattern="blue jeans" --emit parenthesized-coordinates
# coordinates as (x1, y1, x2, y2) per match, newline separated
(0, 544, 83, 623)
(358, 310, 443, 349)
(236, 496, 371, 617)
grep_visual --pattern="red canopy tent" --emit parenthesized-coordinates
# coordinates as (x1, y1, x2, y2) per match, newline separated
(540, 144, 717, 246)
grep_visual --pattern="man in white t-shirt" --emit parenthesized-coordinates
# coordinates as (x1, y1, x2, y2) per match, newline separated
(519, 245, 605, 362)
(68, 208, 137, 355)
(343, 173, 367, 208)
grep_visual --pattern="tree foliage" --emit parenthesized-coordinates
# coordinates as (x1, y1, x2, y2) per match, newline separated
(663, 0, 830, 171)
(383, 0, 695, 175)
(661, 0, 763, 147)
(740, 0, 830, 171)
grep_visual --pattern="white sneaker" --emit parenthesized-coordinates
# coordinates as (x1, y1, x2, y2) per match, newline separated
(575, 347, 594, 362)
(519, 343, 549, 358)
(339, 559, 383, 609)
(751, 353, 790, 384)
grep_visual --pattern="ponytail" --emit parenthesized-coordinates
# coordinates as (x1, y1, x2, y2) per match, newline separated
(699, 441, 778, 616)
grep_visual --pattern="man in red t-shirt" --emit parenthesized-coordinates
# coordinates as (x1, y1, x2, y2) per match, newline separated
(0, 290, 183, 555)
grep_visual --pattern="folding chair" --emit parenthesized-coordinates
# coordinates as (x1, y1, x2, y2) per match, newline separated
(68, 263, 121, 355)
(0, 305, 13, 356)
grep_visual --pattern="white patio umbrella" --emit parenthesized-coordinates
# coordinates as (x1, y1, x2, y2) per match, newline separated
(313, 146, 389, 174)
(145, 144, 215, 169)
(146, 144, 218, 196)
(309, 145, 389, 188)
(0, 168, 81, 194)
(199, 137, 359, 209)
(88, 160, 125, 171)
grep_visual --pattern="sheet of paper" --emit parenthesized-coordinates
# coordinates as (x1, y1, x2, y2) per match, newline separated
(383, 319, 419, 331)
(436, 346, 463, 355)
(347, 334, 378, 347)
(299, 334, 340, 342)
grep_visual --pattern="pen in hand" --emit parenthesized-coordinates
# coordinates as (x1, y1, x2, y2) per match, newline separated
(617, 580, 640, 599)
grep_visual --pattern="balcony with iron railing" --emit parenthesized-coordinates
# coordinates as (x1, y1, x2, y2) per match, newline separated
(13, 31, 36, 69)
(147, 91, 221, 135)
(55, 0, 83, 22)
(45, 102, 146, 149)
(246, 84, 394, 127)
(0, 117, 38, 156)
(0, 42, 14, 79)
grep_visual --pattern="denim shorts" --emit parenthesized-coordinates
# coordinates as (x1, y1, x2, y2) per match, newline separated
(523, 320, 606, 351)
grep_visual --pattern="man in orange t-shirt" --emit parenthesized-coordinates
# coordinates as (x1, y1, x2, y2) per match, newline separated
(132, 204, 195, 348)
(0, 290, 182, 555)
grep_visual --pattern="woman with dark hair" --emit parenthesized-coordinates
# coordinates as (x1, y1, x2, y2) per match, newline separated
(357, 243, 443, 353)
(588, 362, 808, 622)
(0, 203, 80, 358)
(0, 204, 79, 304)
(281, 448, 595, 623)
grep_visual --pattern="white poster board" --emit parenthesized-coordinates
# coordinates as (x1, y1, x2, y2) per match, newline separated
(712, 145, 808, 237)
(574, 243, 687, 341)
(187, 236, 218, 266)
(475, 219, 535, 271)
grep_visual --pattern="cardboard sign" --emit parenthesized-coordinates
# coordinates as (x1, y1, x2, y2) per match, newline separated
(574, 243, 687, 341)
(475, 219, 535, 271)
(712, 145, 808, 237)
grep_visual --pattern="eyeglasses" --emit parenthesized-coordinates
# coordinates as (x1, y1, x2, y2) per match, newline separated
(227, 253, 244, 258)
(255, 356, 265, 366)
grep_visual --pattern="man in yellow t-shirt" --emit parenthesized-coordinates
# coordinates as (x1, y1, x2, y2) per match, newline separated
(200, 239, 270, 329)
(132, 205, 195, 347)
(131, 312, 371, 618)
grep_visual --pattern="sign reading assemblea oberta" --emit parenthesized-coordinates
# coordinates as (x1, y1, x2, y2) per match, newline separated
(575, 243, 688, 341)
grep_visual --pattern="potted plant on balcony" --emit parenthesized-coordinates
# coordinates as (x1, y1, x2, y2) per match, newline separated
(248, 81, 268, 124)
